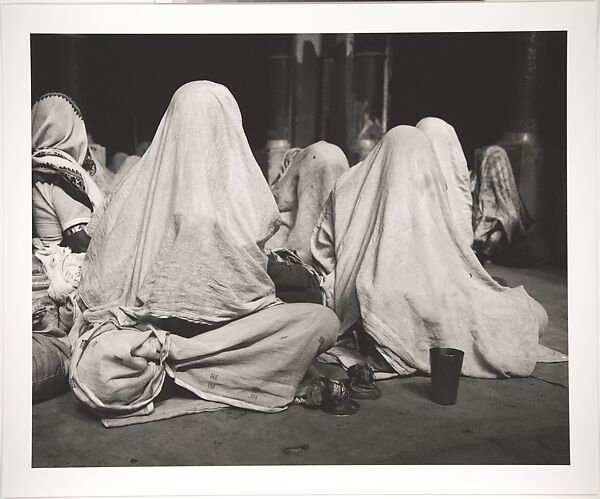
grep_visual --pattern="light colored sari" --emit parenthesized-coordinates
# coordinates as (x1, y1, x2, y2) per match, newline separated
(32, 93, 105, 211)
(416, 117, 474, 248)
(471, 145, 532, 259)
(312, 125, 554, 379)
(70, 82, 338, 421)
(268, 141, 349, 264)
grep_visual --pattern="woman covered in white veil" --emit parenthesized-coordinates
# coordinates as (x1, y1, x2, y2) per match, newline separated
(69, 81, 339, 418)
(312, 124, 556, 379)
(416, 117, 473, 248)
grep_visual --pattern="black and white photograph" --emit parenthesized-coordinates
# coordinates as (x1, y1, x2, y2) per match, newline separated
(1, 1, 598, 497)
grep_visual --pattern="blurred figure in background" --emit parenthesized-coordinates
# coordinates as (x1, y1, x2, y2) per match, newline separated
(471, 145, 534, 264)
(135, 139, 151, 157)
(109, 151, 129, 174)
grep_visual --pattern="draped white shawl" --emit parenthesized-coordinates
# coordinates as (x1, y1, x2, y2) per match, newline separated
(268, 141, 349, 264)
(77, 81, 281, 325)
(416, 117, 473, 248)
(32, 94, 105, 210)
(312, 125, 548, 378)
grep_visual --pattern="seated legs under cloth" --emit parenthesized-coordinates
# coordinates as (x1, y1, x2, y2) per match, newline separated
(70, 303, 339, 416)
(33, 332, 71, 403)
(471, 145, 537, 264)
(32, 250, 72, 403)
(311, 125, 555, 379)
(68, 82, 340, 419)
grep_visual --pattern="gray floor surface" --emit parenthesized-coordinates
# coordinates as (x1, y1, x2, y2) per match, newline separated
(32, 264, 569, 467)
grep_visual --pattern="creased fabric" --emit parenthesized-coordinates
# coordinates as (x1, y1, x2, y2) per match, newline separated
(472, 145, 532, 258)
(77, 81, 281, 324)
(268, 142, 349, 264)
(70, 303, 339, 417)
(32, 93, 105, 211)
(69, 82, 340, 423)
(100, 396, 226, 428)
(312, 125, 549, 379)
(416, 117, 473, 247)
(32, 246, 72, 403)
(35, 244, 84, 303)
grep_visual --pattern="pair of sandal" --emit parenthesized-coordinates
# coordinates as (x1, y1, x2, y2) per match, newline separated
(299, 364, 381, 416)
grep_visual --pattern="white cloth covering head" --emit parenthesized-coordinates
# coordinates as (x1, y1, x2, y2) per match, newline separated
(471, 145, 532, 257)
(77, 81, 281, 324)
(312, 125, 547, 379)
(268, 141, 349, 263)
(32, 93, 88, 164)
(416, 117, 473, 247)
(31, 93, 105, 210)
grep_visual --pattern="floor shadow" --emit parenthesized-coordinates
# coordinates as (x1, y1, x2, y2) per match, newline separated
(400, 379, 431, 400)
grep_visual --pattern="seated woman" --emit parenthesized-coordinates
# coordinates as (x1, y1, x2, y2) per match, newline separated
(471, 144, 533, 263)
(31, 93, 104, 403)
(264, 142, 349, 306)
(312, 125, 552, 379)
(268, 141, 349, 265)
(32, 93, 105, 253)
(69, 81, 339, 418)
(416, 117, 473, 248)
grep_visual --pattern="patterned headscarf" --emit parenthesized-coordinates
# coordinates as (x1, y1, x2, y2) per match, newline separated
(32, 93, 104, 210)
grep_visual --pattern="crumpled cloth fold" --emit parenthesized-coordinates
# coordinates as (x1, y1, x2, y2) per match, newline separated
(77, 81, 281, 325)
(312, 125, 552, 379)
(35, 244, 84, 303)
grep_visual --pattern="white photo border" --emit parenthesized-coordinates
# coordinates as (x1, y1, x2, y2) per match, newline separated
(1, 1, 598, 498)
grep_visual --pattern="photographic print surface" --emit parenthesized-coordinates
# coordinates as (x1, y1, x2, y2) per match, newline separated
(2, 2, 598, 497)
(30, 31, 568, 467)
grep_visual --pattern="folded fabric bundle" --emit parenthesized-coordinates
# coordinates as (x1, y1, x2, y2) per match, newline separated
(35, 244, 84, 304)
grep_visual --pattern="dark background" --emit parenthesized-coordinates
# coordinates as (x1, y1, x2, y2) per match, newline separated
(31, 32, 566, 170)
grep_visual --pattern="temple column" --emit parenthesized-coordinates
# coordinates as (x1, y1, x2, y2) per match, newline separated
(292, 34, 322, 148)
(319, 35, 336, 141)
(349, 34, 387, 164)
(264, 35, 293, 183)
(59, 35, 88, 113)
(497, 32, 549, 237)
(329, 34, 355, 156)
(59, 34, 107, 168)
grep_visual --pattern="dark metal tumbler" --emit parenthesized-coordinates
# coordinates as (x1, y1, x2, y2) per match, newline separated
(429, 347, 464, 405)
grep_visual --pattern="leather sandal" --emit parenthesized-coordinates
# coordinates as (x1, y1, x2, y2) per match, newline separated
(300, 377, 359, 416)
(346, 364, 382, 400)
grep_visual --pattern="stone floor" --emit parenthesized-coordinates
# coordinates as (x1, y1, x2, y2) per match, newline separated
(32, 263, 569, 467)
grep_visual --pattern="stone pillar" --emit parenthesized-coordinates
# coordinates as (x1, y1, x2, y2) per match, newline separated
(350, 34, 387, 164)
(292, 34, 322, 148)
(264, 35, 293, 183)
(59, 35, 88, 115)
(59, 35, 108, 171)
(319, 34, 336, 142)
(330, 34, 355, 157)
(497, 32, 548, 235)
